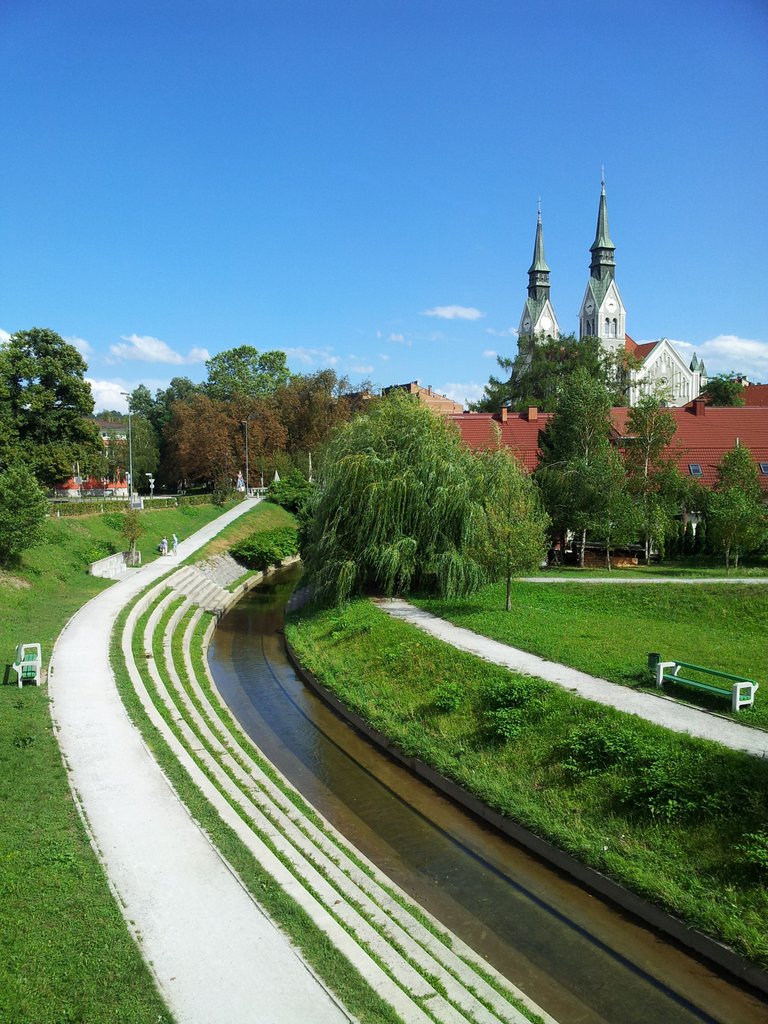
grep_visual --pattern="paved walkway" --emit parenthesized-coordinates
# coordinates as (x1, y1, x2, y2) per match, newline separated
(49, 499, 349, 1024)
(520, 575, 768, 584)
(377, 600, 768, 759)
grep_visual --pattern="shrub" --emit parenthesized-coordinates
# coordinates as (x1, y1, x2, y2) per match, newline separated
(231, 526, 299, 571)
(433, 681, 464, 713)
(482, 678, 549, 743)
(561, 721, 643, 779)
(736, 830, 768, 874)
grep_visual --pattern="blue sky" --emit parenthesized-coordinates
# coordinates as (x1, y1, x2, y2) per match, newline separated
(2, 0, 767, 410)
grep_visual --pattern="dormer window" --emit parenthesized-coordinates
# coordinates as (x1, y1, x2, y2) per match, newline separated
(759, 463, 768, 476)
(688, 464, 703, 477)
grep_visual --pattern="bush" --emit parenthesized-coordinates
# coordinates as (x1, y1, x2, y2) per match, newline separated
(231, 526, 299, 571)
(433, 681, 464, 713)
(561, 720, 643, 779)
(482, 678, 549, 742)
(267, 471, 315, 516)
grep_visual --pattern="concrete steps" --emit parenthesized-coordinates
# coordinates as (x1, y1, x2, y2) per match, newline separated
(121, 579, 554, 1024)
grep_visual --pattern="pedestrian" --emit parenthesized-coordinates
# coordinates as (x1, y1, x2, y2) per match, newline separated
(172, 533, 179, 555)
(161, 536, 168, 556)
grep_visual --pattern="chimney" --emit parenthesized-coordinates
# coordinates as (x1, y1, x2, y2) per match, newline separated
(693, 397, 705, 416)
(527, 406, 538, 422)
(500, 407, 508, 423)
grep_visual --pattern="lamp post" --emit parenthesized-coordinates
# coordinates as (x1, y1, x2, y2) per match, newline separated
(120, 392, 134, 505)
(145, 473, 155, 499)
(241, 419, 250, 496)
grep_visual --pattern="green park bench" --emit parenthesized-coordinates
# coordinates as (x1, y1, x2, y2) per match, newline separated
(652, 656, 758, 712)
(12, 643, 42, 688)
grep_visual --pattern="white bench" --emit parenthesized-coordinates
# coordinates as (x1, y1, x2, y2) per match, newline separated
(13, 643, 42, 687)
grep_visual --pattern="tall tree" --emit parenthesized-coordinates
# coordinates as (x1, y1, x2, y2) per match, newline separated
(473, 443, 549, 608)
(624, 396, 679, 562)
(707, 445, 767, 569)
(0, 328, 102, 484)
(163, 393, 240, 488)
(303, 393, 486, 604)
(0, 463, 49, 566)
(703, 373, 746, 407)
(473, 334, 636, 413)
(204, 345, 291, 401)
(535, 369, 615, 566)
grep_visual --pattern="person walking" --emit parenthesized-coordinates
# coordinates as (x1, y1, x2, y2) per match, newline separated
(172, 533, 179, 556)
(161, 536, 168, 556)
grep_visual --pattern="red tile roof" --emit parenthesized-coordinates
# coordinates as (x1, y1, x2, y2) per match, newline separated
(743, 383, 768, 407)
(452, 406, 768, 492)
(624, 335, 658, 361)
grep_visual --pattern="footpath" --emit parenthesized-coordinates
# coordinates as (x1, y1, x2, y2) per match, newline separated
(49, 499, 350, 1024)
(377, 600, 768, 759)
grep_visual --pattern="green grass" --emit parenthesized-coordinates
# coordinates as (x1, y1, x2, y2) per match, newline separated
(415, 580, 768, 728)
(285, 598, 768, 970)
(190, 500, 295, 563)
(0, 498, 267, 1024)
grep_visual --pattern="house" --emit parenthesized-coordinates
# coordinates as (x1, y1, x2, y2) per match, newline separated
(383, 381, 464, 415)
(450, 402, 768, 494)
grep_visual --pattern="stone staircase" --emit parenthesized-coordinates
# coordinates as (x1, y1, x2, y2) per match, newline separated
(122, 579, 555, 1024)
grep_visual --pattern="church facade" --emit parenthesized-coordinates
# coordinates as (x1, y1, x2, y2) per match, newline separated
(517, 182, 706, 407)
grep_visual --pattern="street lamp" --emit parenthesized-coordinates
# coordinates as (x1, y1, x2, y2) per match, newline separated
(120, 392, 134, 505)
(145, 473, 155, 499)
(241, 419, 251, 496)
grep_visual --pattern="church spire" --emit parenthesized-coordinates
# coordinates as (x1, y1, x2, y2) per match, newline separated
(527, 202, 551, 300)
(589, 176, 615, 281)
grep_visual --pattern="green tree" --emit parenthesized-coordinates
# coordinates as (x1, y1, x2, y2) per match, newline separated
(204, 345, 291, 401)
(0, 328, 102, 484)
(121, 509, 144, 563)
(536, 369, 615, 566)
(303, 393, 486, 604)
(473, 444, 549, 609)
(624, 396, 679, 562)
(473, 334, 636, 413)
(707, 445, 767, 569)
(590, 447, 641, 569)
(0, 463, 49, 566)
(703, 373, 746, 407)
(266, 470, 315, 517)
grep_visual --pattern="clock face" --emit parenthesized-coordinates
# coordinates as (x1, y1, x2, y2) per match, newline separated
(585, 301, 594, 314)
(523, 318, 532, 330)
(607, 300, 616, 312)
(540, 315, 552, 330)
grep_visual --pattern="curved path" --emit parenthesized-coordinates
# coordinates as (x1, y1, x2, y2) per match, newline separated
(520, 575, 768, 584)
(377, 600, 768, 758)
(49, 499, 349, 1024)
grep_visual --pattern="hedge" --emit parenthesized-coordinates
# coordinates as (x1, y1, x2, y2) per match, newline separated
(230, 526, 299, 570)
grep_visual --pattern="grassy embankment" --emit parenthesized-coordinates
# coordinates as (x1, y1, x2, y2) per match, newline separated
(0, 499, 276, 1024)
(285, 597, 768, 970)
(417, 580, 768, 728)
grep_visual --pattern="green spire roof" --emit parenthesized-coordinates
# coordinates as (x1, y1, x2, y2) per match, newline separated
(590, 179, 615, 253)
(528, 206, 550, 273)
(690, 353, 700, 371)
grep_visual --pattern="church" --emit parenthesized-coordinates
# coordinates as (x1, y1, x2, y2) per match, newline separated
(517, 182, 708, 407)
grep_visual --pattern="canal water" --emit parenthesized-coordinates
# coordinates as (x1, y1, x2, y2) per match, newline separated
(207, 567, 767, 1024)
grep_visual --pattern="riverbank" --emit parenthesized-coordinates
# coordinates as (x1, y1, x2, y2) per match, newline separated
(284, 598, 768, 984)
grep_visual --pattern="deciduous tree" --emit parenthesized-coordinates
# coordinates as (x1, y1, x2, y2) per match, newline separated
(0, 463, 49, 566)
(204, 345, 291, 401)
(707, 445, 766, 569)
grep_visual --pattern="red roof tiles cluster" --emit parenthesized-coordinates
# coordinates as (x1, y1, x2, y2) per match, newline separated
(451, 404, 768, 493)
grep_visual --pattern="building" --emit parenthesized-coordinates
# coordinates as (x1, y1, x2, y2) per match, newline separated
(517, 181, 708, 407)
(382, 381, 464, 415)
(451, 402, 768, 495)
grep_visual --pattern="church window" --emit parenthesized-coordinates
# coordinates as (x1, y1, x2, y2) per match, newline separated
(604, 318, 610, 336)
(612, 318, 618, 337)
(688, 464, 703, 477)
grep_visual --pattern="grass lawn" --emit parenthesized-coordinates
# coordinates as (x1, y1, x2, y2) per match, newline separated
(415, 580, 768, 728)
(0, 498, 276, 1024)
(285, 598, 768, 970)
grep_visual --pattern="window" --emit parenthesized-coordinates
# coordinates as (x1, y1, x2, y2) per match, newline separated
(759, 463, 768, 476)
(688, 464, 703, 477)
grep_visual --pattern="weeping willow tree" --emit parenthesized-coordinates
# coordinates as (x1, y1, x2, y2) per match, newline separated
(302, 393, 488, 604)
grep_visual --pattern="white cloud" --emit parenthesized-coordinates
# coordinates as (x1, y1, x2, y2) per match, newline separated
(379, 353, 390, 361)
(109, 334, 209, 365)
(485, 326, 517, 338)
(284, 346, 342, 368)
(0, 327, 10, 346)
(421, 305, 485, 321)
(65, 335, 93, 357)
(482, 349, 498, 358)
(640, 334, 768, 382)
(388, 333, 412, 346)
(350, 364, 374, 375)
(440, 382, 485, 407)
(87, 379, 132, 412)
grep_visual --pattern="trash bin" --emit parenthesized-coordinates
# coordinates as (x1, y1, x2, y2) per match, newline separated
(647, 652, 661, 672)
